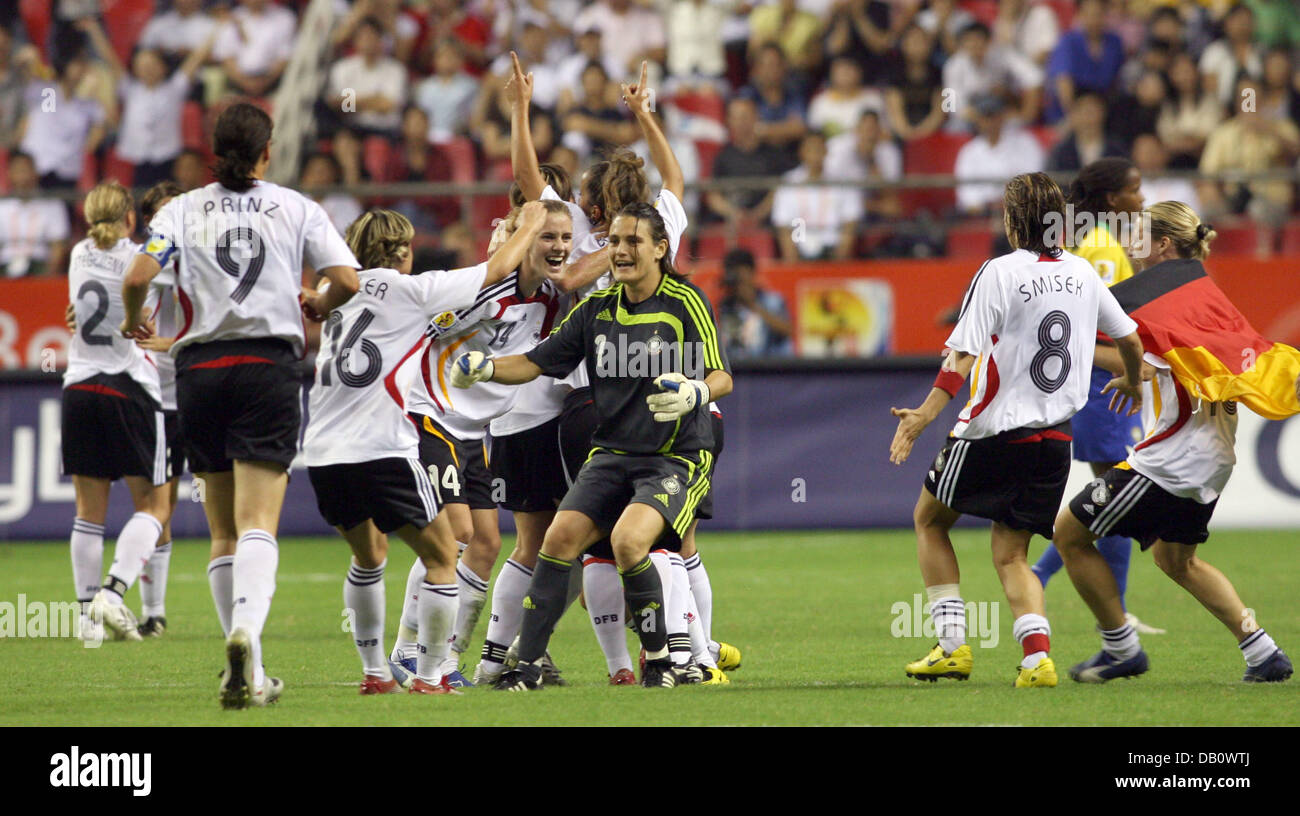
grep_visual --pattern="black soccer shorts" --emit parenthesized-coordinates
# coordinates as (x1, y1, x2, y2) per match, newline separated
(309, 457, 441, 534)
(1067, 466, 1217, 549)
(923, 422, 1073, 539)
(412, 412, 495, 510)
(561, 448, 714, 551)
(175, 338, 302, 473)
(490, 415, 569, 513)
(163, 409, 185, 482)
(61, 373, 166, 484)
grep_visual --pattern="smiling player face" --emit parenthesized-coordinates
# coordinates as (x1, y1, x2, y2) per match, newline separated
(607, 214, 666, 288)
(525, 211, 573, 284)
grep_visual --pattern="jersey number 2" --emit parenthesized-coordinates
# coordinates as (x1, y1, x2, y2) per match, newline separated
(76, 281, 112, 346)
(1030, 310, 1072, 393)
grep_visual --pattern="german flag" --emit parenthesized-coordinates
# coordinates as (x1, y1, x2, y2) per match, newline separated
(1109, 258, 1300, 419)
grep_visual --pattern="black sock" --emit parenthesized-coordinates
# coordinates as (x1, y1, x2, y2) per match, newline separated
(515, 555, 571, 665)
(621, 556, 668, 658)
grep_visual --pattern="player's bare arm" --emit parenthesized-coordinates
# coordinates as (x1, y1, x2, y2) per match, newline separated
(1093, 343, 1157, 381)
(550, 246, 610, 293)
(485, 200, 549, 285)
(120, 254, 163, 338)
(889, 349, 977, 465)
(507, 51, 545, 202)
(301, 264, 361, 321)
(1100, 330, 1146, 416)
(623, 61, 684, 201)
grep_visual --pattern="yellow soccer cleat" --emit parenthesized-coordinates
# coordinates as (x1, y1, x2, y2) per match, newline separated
(1014, 656, 1058, 688)
(715, 641, 742, 671)
(905, 644, 973, 681)
(701, 665, 730, 685)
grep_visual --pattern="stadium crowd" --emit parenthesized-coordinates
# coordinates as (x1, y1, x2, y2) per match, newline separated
(2, 0, 1300, 279)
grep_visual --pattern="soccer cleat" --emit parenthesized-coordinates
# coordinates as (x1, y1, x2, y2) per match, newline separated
(1125, 612, 1166, 635)
(90, 591, 143, 642)
(409, 678, 458, 695)
(493, 664, 544, 692)
(137, 616, 167, 638)
(538, 651, 567, 686)
(609, 668, 637, 685)
(673, 663, 704, 685)
(249, 676, 283, 707)
(905, 644, 973, 681)
(1069, 649, 1150, 683)
(701, 665, 730, 685)
(442, 669, 474, 688)
(472, 661, 503, 687)
(220, 628, 255, 709)
(715, 641, 742, 671)
(1014, 656, 1058, 688)
(396, 656, 418, 677)
(641, 659, 677, 689)
(360, 674, 403, 695)
(1242, 649, 1293, 683)
(387, 659, 415, 689)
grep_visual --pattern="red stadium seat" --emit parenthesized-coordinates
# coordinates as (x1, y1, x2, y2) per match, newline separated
(669, 90, 725, 125)
(1045, 0, 1074, 30)
(103, 0, 156, 65)
(1028, 125, 1059, 153)
(182, 101, 206, 149)
(362, 136, 393, 182)
(0, 149, 8, 193)
(737, 227, 776, 261)
(471, 194, 511, 233)
(77, 153, 98, 192)
(1281, 222, 1300, 254)
(101, 150, 134, 187)
(692, 227, 727, 260)
(695, 139, 722, 179)
(901, 131, 969, 217)
(947, 221, 994, 259)
(437, 137, 478, 184)
(1207, 225, 1258, 256)
(20, 0, 52, 63)
(962, 0, 999, 27)
(485, 158, 514, 182)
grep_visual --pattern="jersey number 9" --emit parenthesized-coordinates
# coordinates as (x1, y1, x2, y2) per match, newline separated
(216, 227, 266, 304)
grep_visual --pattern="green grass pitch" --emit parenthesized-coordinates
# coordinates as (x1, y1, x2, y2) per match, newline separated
(1, 529, 1296, 726)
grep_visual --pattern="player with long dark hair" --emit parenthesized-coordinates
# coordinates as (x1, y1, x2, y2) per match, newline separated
(122, 102, 362, 708)
(452, 201, 733, 690)
(889, 172, 1145, 688)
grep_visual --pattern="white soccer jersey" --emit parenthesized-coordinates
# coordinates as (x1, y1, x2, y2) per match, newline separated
(303, 265, 487, 467)
(64, 237, 162, 404)
(1127, 354, 1238, 503)
(409, 269, 568, 440)
(143, 180, 360, 359)
(150, 277, 180, 411)
(946, 249, 1138, 440)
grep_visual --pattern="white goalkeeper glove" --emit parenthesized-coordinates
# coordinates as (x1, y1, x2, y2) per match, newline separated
(646, 373, 710, 423)
(451, 351, 495, 388)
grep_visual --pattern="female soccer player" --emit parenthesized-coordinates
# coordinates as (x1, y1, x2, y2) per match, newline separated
(64, 181, 171, 643)
(1054, 202, 1292, 684)
(121, 102, 362, 709)
(889, 172, 1145, 688)
(1029, 158, 1165, 634)
(303, 203, 549, 694)
(452, 202, 733, 690)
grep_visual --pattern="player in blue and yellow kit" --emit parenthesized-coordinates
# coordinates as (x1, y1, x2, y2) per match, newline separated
(1031, 158, 1164, 634)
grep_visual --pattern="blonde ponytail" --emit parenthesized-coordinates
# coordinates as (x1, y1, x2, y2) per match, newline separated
(1146, 201, 1215, 261)
(344, 209, 415, 270)
(84, 181, 134, 250)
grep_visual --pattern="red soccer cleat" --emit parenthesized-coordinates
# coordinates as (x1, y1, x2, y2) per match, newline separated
(609, 668, 637, 685)
(359, 675, 402, 695)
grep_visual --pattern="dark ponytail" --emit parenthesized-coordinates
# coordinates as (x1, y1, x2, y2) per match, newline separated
(213, 103, 273, 193)
(1066, 157, 1135, 218)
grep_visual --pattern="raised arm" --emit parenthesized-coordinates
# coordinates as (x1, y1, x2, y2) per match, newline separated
(179, 26, 220, 80)
(507, 51, 546, 201)
(78, 19, 125, 82)
(622, 61, 684, 200)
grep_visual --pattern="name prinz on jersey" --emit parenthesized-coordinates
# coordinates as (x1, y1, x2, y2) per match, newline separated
(201, 196, 280, 217)
(1018, 273, 1087, 303)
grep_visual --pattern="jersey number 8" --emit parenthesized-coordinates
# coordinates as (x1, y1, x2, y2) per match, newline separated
(1030, 310, 1071, 394)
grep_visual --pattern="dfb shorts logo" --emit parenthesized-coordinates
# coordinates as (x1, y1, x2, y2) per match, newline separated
(1091, 478, 1110, 506)
(933, 447, 948, 473)
(661, 477, 681, 495)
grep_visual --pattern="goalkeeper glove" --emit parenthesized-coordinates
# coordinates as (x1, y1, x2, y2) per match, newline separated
(451, 351, 495, 388)
(646, 373, 710, 422)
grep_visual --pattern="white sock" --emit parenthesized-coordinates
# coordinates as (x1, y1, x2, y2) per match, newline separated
(345, 559, 390, 679)
(926, 585, 966, 654)
(417, 581, 457, 684)
(666, 553, 692, 666)
(684, 553, 713, 641)
(480, 559, 532, 671)
(230, 530, 278, 689)
(451, 561, 488, 656)
(207, 555, 234, 637)
(1012, 613, 1051, 669)
(1099, 621, 1141, 660)
(583, 559, 633, 676)
(140, 541, 172, 619)
(687, 590, 716, 668)
(392, 556, 425, 661)
(103, 512, 163, 602)
(1239, 629, 1278, 667)
(71, 519, 105, 606)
